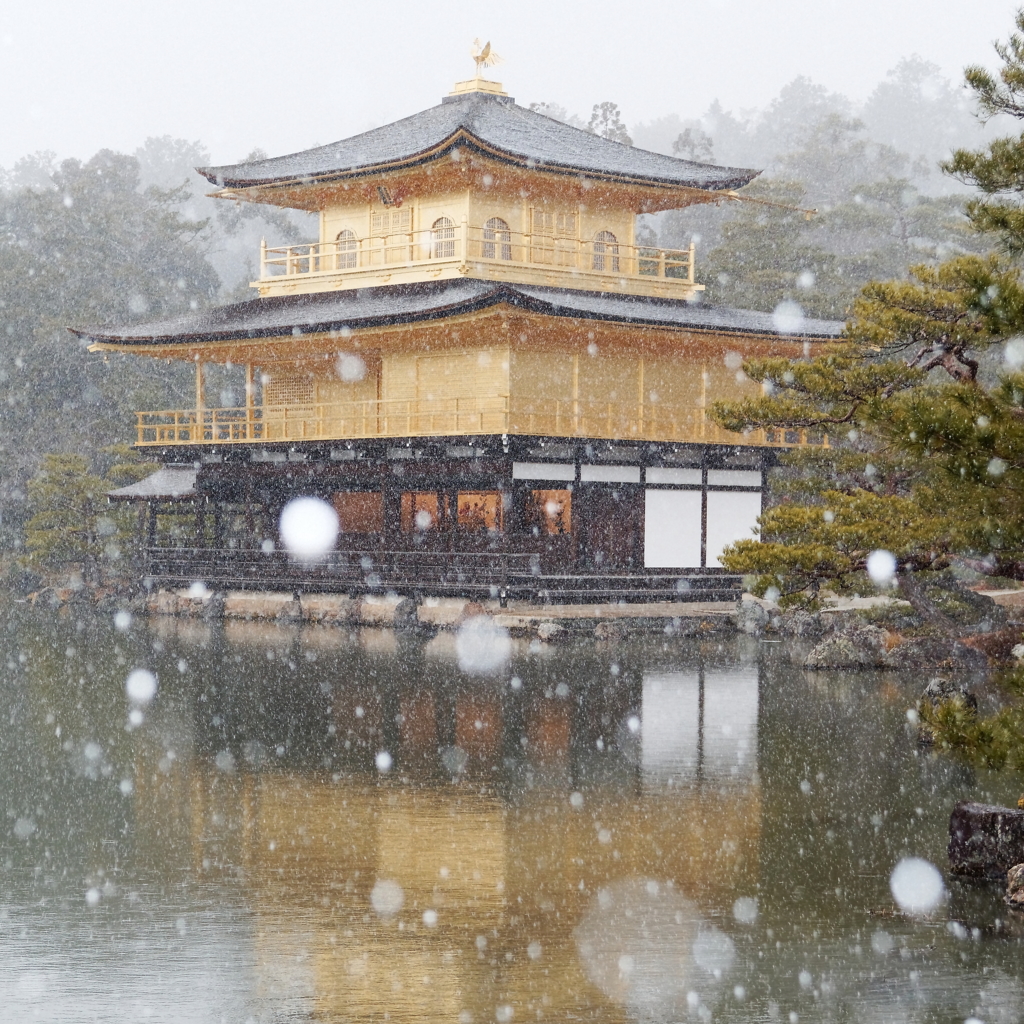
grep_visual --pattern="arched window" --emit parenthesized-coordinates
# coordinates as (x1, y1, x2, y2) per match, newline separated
(482, 217, 512, 260)
(432, 216, 456, 259)
(593, 230, 619, 273)
(336, 228, 358, 270)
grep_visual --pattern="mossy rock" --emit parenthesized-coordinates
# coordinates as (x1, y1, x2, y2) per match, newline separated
(916, 573, 1008, 630)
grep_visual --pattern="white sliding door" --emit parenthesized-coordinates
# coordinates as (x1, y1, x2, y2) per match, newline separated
(643, 489, 702, 568)
(705, 490, 762, 568)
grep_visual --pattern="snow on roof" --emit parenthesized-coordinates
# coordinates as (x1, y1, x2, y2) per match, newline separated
(197, 92, 758, 193)
(73, 279, 844, 347)
(108, 467, 197, 501)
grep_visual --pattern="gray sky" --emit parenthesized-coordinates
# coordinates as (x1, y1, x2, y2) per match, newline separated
(1, 0, 1015, 167)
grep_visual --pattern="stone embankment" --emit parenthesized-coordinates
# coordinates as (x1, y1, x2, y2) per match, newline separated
(143, 587, 739, 637)
(39, 583, 1024, 665)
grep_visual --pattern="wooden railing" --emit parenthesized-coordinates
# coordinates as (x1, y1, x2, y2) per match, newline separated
(136, 396, 510, 445)
(260, 226, 696, 287)
(135, 396, 821, 448)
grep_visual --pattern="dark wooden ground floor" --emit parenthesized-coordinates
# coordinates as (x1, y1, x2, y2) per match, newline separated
(119, 435, 771, 603)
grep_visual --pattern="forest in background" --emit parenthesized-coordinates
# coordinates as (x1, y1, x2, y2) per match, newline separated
(0, 53, 1005, 556)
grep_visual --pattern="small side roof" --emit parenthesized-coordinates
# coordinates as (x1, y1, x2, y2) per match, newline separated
(197, 91, 758, 193)
(108, 467, 197, 501)
(73, 280, 844, 347)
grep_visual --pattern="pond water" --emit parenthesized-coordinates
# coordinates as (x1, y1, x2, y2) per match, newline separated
(1, 605, 1023, 1024)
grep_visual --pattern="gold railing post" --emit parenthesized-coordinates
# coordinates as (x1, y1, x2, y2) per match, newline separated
(700, 368, 707, 440)
(689, 241, 696, 284)
(260, 237, 266, 278)
(571, 354, 579, 434)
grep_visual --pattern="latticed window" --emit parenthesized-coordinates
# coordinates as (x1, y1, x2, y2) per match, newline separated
(370, 209, 411, 236)
(432, 216, 456, 258)
(531, 209, 578, 266)
(336, 229, 358, 269)
(593, 230, 620, 272)
(263, 376, 315, 407)
(482, 217, 512, 260)
(532, 210, 577, 237)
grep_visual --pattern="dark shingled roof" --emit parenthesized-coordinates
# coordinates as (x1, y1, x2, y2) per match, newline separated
(72, 280, 843, 346)
(198, 92, 758, 192)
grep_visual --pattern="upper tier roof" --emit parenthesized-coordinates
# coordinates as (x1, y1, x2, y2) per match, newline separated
(72, 279, 843, 347)
(197, 91, 758, 193)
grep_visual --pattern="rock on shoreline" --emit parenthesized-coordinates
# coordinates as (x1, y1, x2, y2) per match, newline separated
(949, 801, 1024, 878)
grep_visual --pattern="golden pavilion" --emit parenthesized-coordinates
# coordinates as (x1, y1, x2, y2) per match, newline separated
(77, 63, 841, 601)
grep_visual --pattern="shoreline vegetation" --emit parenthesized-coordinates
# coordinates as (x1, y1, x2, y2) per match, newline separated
(706, 12, 1024, 776)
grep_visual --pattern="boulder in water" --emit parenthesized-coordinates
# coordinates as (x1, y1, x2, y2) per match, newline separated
(776, 608, 825, 637)
(949, 801, 1024, 877)
(736, 599, 770, 635)
(803, 626, 888, 669)
(887, 637, 988, 674)
(536, 621, 567, 643)
(1007, 863, 1024, 907)
(920, 677, 977, 711)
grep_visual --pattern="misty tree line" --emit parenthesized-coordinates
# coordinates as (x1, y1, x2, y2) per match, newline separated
(0, 55, 999, 567)
(545, 57, 998, 318)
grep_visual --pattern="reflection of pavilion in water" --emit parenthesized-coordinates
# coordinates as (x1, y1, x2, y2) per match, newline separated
(133, 622, 760, 1022)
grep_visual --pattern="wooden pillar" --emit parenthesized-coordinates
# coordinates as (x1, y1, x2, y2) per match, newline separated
(637, 356, 645, 436)
(146, 502, 157, 547)
(194, 358, 205, 443)
(699, 366, 708, 439)
(571, 353, 580, 431)
(136, 504, 148, 572)
(446, 486, 458, 551)
(245, 364, 255, 440)
(195, 499, 205, 548)
(382, 466, 399, 542)
(245, 478, 255, 546)
(700, 456, 708, 569)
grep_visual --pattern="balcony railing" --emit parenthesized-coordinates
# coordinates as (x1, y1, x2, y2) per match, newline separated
(135, 396, 821, 448)
(259, 225, 696, 288)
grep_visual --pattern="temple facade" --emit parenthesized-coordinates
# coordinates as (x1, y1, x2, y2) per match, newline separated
(81, 68, 841, 602)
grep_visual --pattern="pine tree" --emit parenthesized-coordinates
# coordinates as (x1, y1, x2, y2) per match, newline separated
(945, 8, 1024, 255)
(707, 8, 1024, 611)
(701, 180, 842, 318)
(710, 254, 1024, 607)
(23, 447, 157, 581)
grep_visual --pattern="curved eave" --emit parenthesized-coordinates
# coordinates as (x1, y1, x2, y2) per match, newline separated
(198, 128, 758, 196)
(71, 284, 844, 351)
(74, 289, 511, 348)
